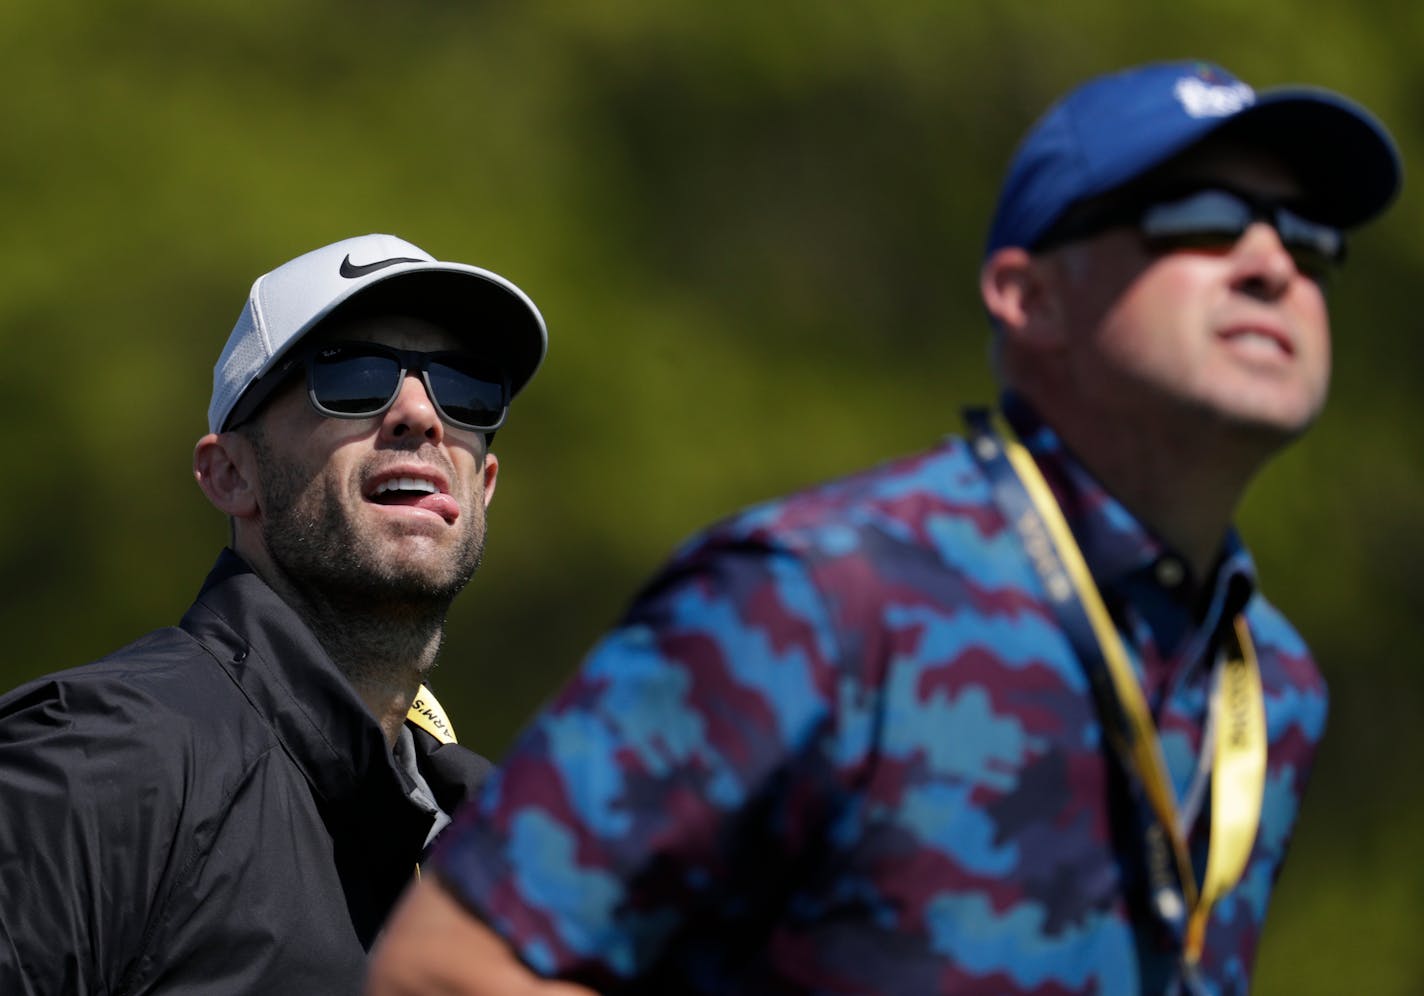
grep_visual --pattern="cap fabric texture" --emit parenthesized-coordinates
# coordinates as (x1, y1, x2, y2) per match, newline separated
(985, 60, 1403, 255)
(208, 234, 548, 433)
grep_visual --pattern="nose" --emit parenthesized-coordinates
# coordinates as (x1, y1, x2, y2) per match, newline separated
(379, 373, 444, 444)
(1230, 221, 1299, 300)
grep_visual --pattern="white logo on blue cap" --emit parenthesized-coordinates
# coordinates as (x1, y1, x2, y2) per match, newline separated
(1174, 76, 1255, 118)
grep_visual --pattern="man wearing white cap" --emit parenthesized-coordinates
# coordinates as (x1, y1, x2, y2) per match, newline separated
(367, 61, 1399, 995)
(0, 234, 547, 994)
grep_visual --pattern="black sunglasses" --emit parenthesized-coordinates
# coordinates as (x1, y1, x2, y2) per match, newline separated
(228, 341, 509, 433)
(306, 341, 509, 431)
(1038, 186, 1347, 281)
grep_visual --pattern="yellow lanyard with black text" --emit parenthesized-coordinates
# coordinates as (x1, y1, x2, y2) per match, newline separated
(406, 683, 459, 880)
(966, 409, 1267, 965)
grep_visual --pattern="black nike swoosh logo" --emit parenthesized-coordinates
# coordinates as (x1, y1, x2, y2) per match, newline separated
(339, 255, 423, 278)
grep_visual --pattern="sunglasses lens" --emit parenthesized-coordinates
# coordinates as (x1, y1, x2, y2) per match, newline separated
(310, 348, 402, 416)
(1140, 190, 1251, 249)
(1140, 189, 1345, 280)
(306, 344, 508, 430)
(427, 356, 507, 430)
(1277, 211, 1345, 278)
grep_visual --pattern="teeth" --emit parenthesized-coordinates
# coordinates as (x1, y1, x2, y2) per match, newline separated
(1228, 329, 1288, 353)
(374, 477, 438, 496)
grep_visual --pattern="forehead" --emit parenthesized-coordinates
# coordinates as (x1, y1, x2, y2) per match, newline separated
(311, 312, 467, 352)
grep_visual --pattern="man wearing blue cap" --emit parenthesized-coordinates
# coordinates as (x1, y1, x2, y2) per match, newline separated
(367, 62, 1399, 995)
(0, 235, 547, 994)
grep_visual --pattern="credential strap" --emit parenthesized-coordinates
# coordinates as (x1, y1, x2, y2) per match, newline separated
(964, 408, 1265, 966)
(405, 684, 459, 745)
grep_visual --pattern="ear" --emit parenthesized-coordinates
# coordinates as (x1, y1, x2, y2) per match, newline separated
(480, 451, 499, 510)
(193, 432, 260, 519)
(980, 247, 1067, 350)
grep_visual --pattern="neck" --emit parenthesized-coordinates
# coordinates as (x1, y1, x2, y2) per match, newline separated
(247, 552, 448, 747)
(299, 599, 446, 748)
(1021, 398, 1274, 580)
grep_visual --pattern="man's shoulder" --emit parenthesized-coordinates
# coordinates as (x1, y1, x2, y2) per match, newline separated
(0, 623, 271, 777)
(690, 437, 992, 558)
(0, 630, 254, 855)
(5, 623, 225, 706)
(614, 436, 1032, 653)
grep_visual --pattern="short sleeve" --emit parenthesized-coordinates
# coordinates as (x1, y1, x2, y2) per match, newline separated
(432, 539, 869, 988)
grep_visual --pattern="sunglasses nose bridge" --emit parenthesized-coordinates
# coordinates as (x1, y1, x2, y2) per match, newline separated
(378, 358, 445, 440)
(1227, 219, 1306, 290)
(391, 349, 446, 411)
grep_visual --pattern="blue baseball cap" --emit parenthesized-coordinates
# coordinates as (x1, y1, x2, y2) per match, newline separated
(985, 60, 1402, 255)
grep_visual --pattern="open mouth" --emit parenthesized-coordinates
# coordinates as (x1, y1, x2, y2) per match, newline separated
(371, 477, 440, 502)
(1220, 326, 1294, 358)
(366, 474, 460, 523)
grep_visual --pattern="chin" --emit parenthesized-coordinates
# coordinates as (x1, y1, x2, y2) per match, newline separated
(380, 542, 482, 598)
(1209, 396, 1325, 444)
(1189, 371, 1321, 428)
(373, 554, 472, 596)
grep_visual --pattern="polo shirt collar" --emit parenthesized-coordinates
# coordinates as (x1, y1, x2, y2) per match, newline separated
(999, 393, 1258, 622)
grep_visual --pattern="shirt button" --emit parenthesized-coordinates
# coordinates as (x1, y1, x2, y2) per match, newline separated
(1155, 557, 1186, 589)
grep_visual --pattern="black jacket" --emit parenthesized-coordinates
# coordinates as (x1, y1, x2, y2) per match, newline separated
(0, 551, 492, 994)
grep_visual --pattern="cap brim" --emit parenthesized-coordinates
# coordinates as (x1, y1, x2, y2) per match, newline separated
(1215, 88, 1402, 228)
(314, 265, 548, 400)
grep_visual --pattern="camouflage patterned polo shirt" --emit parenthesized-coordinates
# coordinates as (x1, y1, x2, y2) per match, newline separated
(432, 403, 1327, 995)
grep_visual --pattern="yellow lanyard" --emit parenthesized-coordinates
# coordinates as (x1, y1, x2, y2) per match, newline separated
(406, 683, 459, 744)
(985, 414, 1267, 964)
(406, 683, 459, 880)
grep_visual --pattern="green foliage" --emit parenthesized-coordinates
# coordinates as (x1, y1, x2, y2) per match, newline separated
(1, 2, 1419, 990)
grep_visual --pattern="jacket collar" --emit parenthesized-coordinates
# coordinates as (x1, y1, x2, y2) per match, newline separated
(179, 549, 399, 807)
(178, 549, 492, 944)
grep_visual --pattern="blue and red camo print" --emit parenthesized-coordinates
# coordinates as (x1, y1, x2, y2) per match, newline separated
(432, 403, 1326, 995)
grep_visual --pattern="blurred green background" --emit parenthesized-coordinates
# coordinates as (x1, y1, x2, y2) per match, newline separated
(1, 2, 1419, 991)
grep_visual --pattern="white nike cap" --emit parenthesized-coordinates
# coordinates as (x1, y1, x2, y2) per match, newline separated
(208, 233, 548, 433)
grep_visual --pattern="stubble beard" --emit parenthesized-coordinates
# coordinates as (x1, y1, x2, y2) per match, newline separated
(251, 433, 485, 688)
